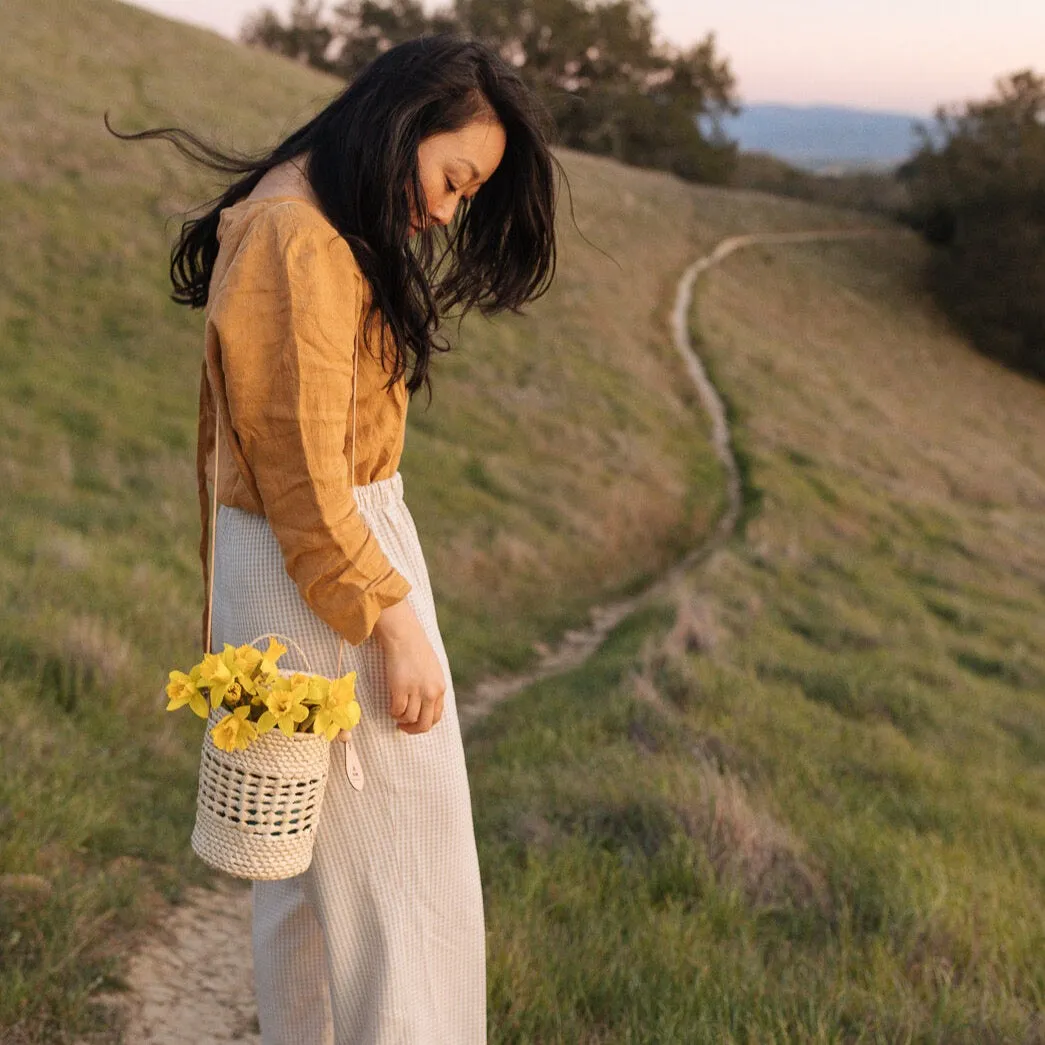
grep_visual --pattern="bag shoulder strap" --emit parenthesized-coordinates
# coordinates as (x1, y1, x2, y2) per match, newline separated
(204, 333, 359, 675)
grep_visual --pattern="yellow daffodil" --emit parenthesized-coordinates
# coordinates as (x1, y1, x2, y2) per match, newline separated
(222, 678, 250, 709)
(195, 644, 258, 705)
(231, 645, 262, 695)
(311, 672, 361, 740)
(234, 643, 261, 671)
(197, 647, 237, 707)
(269, 672, 312, 700)
(330, 673, 357, 703)
(251, 673, 286, 708)
(306, 676, 330, 705)
(257, 682, 311, 738)
(165, 666, 208, 719)
(209, 706, 259, 753)
(258, 638, 288, 680)
(167, 644, 356, 750)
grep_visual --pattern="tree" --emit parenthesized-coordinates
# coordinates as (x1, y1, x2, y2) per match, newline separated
(904, 70, 1045, 214)
(240, 0, 741, 184)
(241, 0, 335, 70)
(328, 0, 459, 81)
(454, 0, 738, 180)
(902, 71, 1045, 378)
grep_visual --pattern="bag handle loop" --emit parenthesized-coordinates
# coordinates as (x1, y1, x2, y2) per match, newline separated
(246, 631, 314, 674)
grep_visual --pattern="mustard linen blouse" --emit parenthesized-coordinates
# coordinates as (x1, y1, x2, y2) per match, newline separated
(195, 196, 412, 648)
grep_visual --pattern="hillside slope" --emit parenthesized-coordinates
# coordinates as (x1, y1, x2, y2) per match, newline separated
(468, 221, 1045, 1041)
(0, 0, 971, 1040)
(0, 0, 726, 1037)
(1, 0, 723, 690)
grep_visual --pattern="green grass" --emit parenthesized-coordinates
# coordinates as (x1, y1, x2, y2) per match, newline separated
(465, 233, 1045, 1041)
(6, 0, 1039, 1041)
(0, 0, 730, 690)
(0, 0, 737, 1037)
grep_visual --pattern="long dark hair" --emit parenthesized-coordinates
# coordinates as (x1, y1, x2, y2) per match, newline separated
(105, 34, 560, 395)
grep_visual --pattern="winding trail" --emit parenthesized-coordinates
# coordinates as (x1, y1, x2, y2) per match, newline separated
(460, 227, 881, 728)
(116, 226, 885, 1044)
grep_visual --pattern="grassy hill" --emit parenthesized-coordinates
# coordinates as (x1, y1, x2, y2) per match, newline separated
(470, 227, 1045, 1041)
(0, 0, 729, 1036)
(4, 0, 1043, 1042)
(0, 0, 744, 690)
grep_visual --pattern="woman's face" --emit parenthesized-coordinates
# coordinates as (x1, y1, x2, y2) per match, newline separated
(411, 117, 507, 236)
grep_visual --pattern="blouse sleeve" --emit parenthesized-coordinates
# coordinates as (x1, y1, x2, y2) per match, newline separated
(208, 204, 411, 646)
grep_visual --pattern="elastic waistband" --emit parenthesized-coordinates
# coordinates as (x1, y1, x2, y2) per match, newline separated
(351, 471, 404, 511)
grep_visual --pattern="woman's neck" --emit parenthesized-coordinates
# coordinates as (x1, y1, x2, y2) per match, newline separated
(249, 156, 320, 208)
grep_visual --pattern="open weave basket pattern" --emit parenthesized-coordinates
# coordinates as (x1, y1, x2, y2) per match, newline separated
(191, 706, 332, 881)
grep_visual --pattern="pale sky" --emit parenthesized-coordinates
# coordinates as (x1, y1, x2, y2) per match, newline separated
(127, 0, 1044, 114)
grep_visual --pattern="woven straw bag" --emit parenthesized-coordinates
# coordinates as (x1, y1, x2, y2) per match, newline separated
(190, 317, 365, 880)
(190, 631, 336, 880)
(190, 369, 356, 878)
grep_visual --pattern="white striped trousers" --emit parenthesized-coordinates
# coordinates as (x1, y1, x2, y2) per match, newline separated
(210, 473, 486, 1045)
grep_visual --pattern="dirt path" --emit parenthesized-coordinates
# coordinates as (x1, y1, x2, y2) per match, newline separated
(116, 227, 883, 1044)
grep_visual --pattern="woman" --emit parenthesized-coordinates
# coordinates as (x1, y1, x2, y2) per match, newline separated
(111, 34, 559, 1044)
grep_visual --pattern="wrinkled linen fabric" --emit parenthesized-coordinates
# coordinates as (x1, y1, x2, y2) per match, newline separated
(196, 197, 411, 648)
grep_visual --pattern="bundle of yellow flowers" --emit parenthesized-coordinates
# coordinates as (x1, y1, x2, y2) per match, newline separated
(166, 637, 360, 752)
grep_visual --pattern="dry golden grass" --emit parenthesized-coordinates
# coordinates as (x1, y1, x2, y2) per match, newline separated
(704, 234, 1045, 512)
(0, 0, 770, 687)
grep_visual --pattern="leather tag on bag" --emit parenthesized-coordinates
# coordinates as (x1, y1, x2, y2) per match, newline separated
(343, 732, 365, 791)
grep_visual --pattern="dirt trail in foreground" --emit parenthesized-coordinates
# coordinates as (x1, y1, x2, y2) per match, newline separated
(115, 228, 882, 1044)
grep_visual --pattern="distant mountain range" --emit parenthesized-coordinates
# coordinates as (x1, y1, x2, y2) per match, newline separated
(718, 104, 929, 173)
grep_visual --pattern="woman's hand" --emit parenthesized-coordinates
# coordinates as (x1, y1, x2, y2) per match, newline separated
(371, 599, 445, 734)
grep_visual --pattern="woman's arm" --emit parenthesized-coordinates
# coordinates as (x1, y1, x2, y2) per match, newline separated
(208, 204, 409, 643)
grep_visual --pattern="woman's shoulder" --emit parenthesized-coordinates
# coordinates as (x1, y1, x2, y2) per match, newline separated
(217, 196, 363, 280)
(220, 194, 328, 231)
